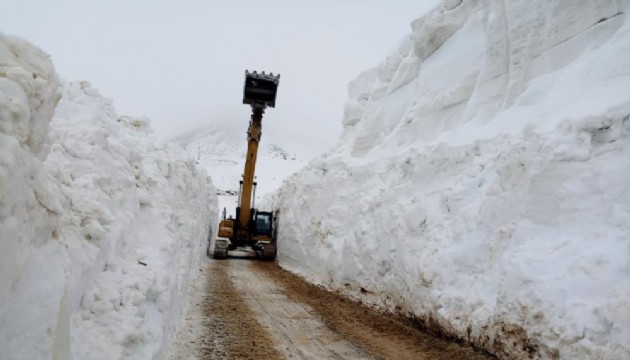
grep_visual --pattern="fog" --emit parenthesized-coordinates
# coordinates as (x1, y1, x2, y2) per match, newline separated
(2, 0, 436, 158)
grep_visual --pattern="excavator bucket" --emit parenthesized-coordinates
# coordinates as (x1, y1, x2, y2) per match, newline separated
(243, 70, 280, 108)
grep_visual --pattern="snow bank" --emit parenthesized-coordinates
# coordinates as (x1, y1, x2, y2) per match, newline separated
(0, 34, 217, 360)
(270, 1, 630, 359)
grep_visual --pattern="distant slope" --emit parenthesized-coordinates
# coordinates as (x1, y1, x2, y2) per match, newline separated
(174, 124, 305, 217)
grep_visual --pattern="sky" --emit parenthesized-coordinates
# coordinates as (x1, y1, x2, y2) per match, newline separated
(2, 0, 438, 158)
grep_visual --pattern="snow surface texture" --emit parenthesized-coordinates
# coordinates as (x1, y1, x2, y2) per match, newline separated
(0, 34, 217, 360)
(269, 1, 630, 359)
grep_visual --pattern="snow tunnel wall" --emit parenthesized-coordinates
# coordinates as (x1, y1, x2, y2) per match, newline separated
(0, 34, 218, 360)
(270, 1, 630, 359)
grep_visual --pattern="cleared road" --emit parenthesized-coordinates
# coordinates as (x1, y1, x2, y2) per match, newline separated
(172, 255, 493, 360)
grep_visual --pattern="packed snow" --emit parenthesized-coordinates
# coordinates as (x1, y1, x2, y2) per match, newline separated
(268, 1, 630, 359)
(0, 34, 217, 360)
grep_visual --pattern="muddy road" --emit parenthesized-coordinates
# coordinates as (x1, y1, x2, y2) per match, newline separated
(172, 254, 492, 360)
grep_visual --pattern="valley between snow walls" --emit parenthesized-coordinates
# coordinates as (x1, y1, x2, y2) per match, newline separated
(0, 34, 217, 360)
(269, 1, 630, 359)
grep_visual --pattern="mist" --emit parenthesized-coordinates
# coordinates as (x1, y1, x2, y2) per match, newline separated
(2, 0, 436, 158)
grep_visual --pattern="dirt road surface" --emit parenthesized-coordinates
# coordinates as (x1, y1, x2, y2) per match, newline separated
(172, 254, 493, 360)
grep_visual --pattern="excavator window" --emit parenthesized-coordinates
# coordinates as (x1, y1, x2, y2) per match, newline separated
(254, 213, 272, 235)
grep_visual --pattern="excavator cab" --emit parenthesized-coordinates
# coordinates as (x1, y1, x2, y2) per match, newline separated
(253, 211, 273, 237)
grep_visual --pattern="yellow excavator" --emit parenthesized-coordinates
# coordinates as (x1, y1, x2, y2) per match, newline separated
(212, 70, 280, 260)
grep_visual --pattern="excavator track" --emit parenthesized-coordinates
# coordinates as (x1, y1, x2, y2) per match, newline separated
(259, 243, 277, 261)
(213, 239, 229, 259)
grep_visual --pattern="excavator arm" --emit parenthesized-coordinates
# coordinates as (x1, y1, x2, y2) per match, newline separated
(236, 71, 280, 236)
(237, 106, 263, 230)
(213, 70, 280, 260)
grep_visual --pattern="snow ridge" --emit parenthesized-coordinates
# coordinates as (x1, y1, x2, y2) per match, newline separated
(0, 34, 217, 360)
(270, 1, 630, 359)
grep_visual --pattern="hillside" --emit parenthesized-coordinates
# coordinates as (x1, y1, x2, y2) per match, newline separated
(174, 123, 305, 218)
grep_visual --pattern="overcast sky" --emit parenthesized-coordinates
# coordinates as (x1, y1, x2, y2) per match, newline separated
(2, 0, 435, 158)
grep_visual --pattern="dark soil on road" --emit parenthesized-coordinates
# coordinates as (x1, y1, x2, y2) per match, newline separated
(173, 257, 493, 360)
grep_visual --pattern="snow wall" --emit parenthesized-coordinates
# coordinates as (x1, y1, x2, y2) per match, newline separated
(0, 34, 218, 360)
(269, 1, 630, 359)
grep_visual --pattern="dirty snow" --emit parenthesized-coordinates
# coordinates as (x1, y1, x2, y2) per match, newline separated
(0, 34, 217, 360)
(269, 1, 630, 359)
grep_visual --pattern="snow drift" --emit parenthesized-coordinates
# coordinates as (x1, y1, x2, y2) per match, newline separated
(0, 34, 217, 360)
(269, 1, 630, 359)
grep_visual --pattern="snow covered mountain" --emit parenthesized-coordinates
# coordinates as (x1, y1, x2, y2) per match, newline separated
(174, 122, 305, 219)
(0, 34, 217, 360)
(269, 1, 630, 359)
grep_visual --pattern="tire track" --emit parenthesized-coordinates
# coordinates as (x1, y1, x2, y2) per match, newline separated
(198, 260, 282, 360)
(228, 258, 373, 359)
(173, 258, 493, 360)
(251, 261, 493, 360)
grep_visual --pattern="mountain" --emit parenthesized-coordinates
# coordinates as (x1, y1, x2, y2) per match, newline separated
(174, 123, 305, 218)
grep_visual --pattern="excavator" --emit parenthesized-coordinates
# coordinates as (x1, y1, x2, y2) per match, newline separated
(212, 70, 280, 261)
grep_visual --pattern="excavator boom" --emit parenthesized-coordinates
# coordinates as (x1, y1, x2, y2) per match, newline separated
(238, 107, 262, 229)
(238, 71, 280, 230)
